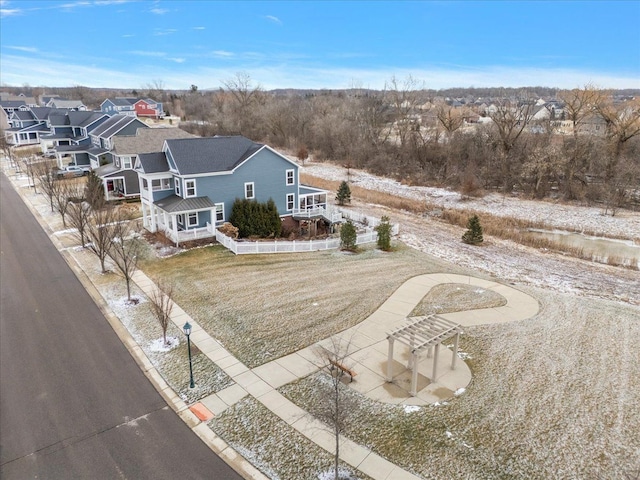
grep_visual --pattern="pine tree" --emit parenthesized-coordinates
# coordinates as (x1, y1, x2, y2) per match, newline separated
(375, 216, 392, 251)
(335, 181, 351, 206)
(462, 214, 484, 245)
(340, 220, 357, 251)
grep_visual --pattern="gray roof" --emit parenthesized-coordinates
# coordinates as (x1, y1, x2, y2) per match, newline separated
(0, 100, 27, 109)
(29, 107, 54, 121)
(90, 115, 142, 138)
(165, 136, 264, 175)
(155, 195, 215, 213)
(137, 152, 169, 173)
(12, 110, 34, 121)
(94, 163, 119, 176)
(112, 127, 195, 155)
(49, 99, 85, 109)
(108, 98, 137, 107)
(68, 111, 107, 128)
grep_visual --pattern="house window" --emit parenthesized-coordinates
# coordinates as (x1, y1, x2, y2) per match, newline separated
(214, 203, 224, 224)
(245, 182, 254, 199)
(175, 179, 181, 196)
(122, 157, 132, 169)
(286, 169, 295, 185)
(286, 193, 295, 211)
(185, 179, 196, 197)
(177, 214, 184, 224)
(142, 178, 148, 189)
(161, 178, 171, 189)
(188, 212, 198, 227)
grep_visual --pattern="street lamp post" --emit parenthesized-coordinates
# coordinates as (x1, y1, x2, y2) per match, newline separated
(183, 321, 195, 389)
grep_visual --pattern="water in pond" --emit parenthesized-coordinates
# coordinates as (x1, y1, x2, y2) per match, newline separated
(528, 229, 640, 265)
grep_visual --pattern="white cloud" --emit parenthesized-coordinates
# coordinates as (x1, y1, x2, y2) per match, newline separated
(193, 26, 205, 30)
(128, 50, 166, 57)
(6, 45, 38, 53)
(0, 7, 21, 17)
(153, 28, 177, 36)
(150, 7, 168, 14)
(1, 53, 637, 91)
(122, 34, 135, 38)
(211, 50, 234, 58)
(265, 15, 282, 25)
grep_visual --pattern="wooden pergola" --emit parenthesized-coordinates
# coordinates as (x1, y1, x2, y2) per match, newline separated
(386, 315, 463, 396)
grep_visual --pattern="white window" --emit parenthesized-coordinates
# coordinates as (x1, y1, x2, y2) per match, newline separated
(177, 214, 184, 224)
(122, 156, 133, 169)
(214, 203, 224, 224)
(244, 182, 254, 199)
(161, 178, 171, 190)
(175, 179, 181, 196)
(142, 178, 148, 189)
(286, 169, 295, 185)
(185, 179, 196, 197)
(188, 212, 198, 227)
(286, 193, 295, 211)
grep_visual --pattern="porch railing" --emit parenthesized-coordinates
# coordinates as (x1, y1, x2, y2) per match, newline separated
(292, 206, 343, 223)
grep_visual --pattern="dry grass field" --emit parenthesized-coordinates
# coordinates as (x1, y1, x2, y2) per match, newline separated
(140, 243, 466, 368)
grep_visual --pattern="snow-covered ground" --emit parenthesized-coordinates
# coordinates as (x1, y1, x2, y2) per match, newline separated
(302, 161, 640, 306)
(302, 162, 640, 239)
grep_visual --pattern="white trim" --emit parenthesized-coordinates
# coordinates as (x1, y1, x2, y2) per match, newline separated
(231, 145, 299, 174)
(244, 182, 255, 199)
(174, 178, 181, 196)
(286, 193, 295, 211)
(286, 169, 295, 185)
(185, 178, 197, 197)
(187, 212, 198, 227)
(214, 203, 225, 224)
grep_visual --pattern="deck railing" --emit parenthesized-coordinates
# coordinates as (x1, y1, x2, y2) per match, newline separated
(292, 206, 343, 223)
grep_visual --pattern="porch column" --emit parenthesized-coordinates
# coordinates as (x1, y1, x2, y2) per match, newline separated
(150, 204, 157, 232)
(451, 332, 460, 370)
(141, 202, 148, 228)
(410, 352, 419, 397)
(172, 214, 179, 247)
(386, 337, 394, 382)
(408, 332, 415, 369)
(432, 343, 440, 381)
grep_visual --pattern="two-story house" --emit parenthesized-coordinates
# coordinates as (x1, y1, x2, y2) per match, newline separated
(87, 114, 148, 168)
(46, 111, 111, 167)
(95, 127, 195, 200)
(101, 97, 163, 119)
(136, 135, 329, 245)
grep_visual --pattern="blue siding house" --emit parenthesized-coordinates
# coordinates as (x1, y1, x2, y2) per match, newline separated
(136, 135, 330, 245)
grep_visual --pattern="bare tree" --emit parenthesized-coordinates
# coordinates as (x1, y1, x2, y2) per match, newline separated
(52, 180, 83, 228)
(34, 160, 59, 211)
(67, 201, 92, 247)
(86, 205, 118, 273)
(149, 279, 175, 345)
(0, 131, 16, 168)
(109, 212, 142, 302)
(436, 102, 466, 140)
(313, 334, 358, 480)
(488, 94, 535, 191)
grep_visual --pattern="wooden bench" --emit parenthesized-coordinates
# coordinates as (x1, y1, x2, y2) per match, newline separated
(329, 359, 357, 382)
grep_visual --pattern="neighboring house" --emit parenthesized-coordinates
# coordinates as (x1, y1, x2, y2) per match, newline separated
(136, 135, 329, 245)
(46, 98, 87, 110)
(44, 111, 111, 167)
(95, 127, 196, 201)
(133, 98, 163, 118)
(101, 97, 163, 118)
(87, 114, 148, 168)
(3, 108, 53, 146)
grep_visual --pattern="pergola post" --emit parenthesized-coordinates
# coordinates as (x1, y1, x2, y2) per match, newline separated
(410, 351, 419, 397)
(432, 343, 440, 381)
(451, 332, 460, 370)
(386, 337, 394, 382)
(408, 332, 415, 369)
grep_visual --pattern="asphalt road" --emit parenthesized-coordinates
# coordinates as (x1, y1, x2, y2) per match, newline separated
(0, 172, 242, 479)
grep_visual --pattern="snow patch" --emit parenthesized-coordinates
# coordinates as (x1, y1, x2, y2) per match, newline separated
(148, 336, 180, 352)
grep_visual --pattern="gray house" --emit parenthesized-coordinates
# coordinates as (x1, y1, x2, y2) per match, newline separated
(95, 127, 196, 200)
(136, 135, 329, 245)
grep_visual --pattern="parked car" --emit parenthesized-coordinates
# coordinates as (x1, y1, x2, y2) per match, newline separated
(55, 165, 89, 178)
(68, 163, 92, 174)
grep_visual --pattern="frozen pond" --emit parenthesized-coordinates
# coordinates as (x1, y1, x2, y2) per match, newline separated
(528, 229, 640, 265)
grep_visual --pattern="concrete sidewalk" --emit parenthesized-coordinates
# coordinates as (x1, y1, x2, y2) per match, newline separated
(3, 163, 540, 480)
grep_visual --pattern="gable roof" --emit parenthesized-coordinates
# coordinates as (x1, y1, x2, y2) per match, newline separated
(165, 135, 264, 175)
(67, 111, 108, 128)
(49, 99, 85, 109)
(112, 127, 196, 156)
(90, 114, 146, 138)
(137, 152, 169, 173)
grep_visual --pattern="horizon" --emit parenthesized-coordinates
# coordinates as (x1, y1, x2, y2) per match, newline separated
(1, 0, 639, 91)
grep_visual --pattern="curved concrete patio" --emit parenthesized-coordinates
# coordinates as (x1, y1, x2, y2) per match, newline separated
(293, 273, 541, 405)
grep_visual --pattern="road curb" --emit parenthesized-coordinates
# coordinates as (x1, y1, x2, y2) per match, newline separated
(2, 169, 266, 480)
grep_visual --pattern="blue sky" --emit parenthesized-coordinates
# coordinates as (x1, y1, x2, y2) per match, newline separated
(1, 0, 639, 90)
